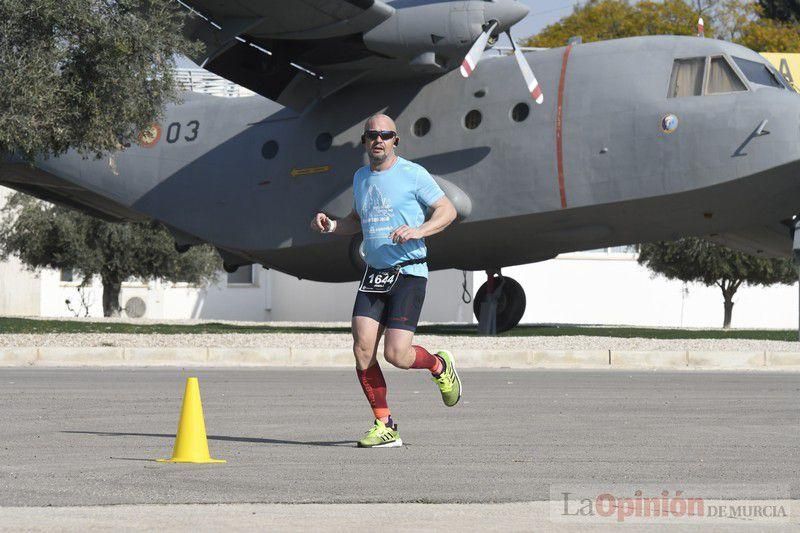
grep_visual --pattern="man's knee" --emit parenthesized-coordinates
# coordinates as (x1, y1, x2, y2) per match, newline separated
(353, 338, 374, 359)
(384, 344, 411, 369)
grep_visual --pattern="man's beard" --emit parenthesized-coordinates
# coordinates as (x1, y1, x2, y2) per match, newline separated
(368, 149, 389, 164)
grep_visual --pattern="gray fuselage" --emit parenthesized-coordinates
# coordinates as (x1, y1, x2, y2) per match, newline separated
(9, 36, 800, 281)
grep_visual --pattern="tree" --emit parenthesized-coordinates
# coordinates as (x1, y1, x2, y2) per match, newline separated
(523, 0, 800, 53)
(736, 10, 800, 51)
(757, 0, 800, 22)
(0, 0, 195, 161)
(714, 0, 800, 52)
(638, 238, 797, 328)
(524, 0, 705, 48)
(0, 193, 222, 316)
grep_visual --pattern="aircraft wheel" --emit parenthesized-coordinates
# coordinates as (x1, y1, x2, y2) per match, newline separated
(348, 235, 366, 272)
(472, 276, 526, 333)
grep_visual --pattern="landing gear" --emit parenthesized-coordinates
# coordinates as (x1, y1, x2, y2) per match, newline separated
(473, 271, 526, 334)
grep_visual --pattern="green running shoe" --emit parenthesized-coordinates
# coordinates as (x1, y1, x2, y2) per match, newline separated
(357, 419, 403, 448)
(433, 350, 462, 406)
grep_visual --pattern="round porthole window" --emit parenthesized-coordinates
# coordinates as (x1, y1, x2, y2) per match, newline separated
(315, 132, 333, 151)
(261, 140, 279, 159)
(511, 103, 529, 122)
(464, 110, 482, 130)
(413, 117, 431, 137)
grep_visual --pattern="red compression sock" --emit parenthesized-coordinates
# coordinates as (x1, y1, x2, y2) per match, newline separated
(356, 363, 390, 422)
(410, 345, 443, 375)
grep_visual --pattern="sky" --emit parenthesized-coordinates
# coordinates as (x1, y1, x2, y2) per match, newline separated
(176, 0, 580, 68)
(513, 0, 582, 41)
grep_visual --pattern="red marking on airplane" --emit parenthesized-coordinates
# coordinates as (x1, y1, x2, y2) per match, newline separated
(556, 44, 573, 209)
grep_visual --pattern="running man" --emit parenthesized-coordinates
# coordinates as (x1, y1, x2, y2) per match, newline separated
(310, 113, 460, 448)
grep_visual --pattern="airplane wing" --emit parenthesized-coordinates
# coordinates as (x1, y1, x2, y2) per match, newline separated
(180, 0, 399, 110)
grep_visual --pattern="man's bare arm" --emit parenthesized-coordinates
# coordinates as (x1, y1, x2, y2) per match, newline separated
(389, 196, 456, 244)
(310, 210, 361, 235)
(418, 196, 457, 237)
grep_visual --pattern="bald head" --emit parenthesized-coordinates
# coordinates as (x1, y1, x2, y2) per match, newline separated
(363, 113, 397, 133)
(362, 113, 399, 168)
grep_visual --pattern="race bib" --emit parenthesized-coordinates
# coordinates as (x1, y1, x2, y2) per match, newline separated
(359, 265, 400, 293)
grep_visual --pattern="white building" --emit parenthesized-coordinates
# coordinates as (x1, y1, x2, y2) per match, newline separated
(503, 249, 798, 329)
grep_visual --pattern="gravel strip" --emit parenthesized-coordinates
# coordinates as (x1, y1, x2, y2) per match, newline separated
(1, 318, 798, 351)
(1, 332, 799, 352)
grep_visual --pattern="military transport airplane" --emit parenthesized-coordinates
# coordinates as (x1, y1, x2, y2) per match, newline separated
(2, 0, 800, 331)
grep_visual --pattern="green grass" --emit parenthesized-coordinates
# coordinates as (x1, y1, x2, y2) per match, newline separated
(0, 317, 797, 340)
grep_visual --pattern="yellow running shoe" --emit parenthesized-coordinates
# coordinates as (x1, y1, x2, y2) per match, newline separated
(357, 419, 403, 448)
(433, 350, 462, 406)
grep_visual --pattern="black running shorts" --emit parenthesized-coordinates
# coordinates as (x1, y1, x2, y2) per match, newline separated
(352, 274, 427, 332)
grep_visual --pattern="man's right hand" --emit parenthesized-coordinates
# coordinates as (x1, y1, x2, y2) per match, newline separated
(311, 212, 333, 233)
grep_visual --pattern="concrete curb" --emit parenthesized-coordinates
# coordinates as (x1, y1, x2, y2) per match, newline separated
(1, 347, 800, 370)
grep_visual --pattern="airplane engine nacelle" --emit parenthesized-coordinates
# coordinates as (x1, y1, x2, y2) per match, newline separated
(363, 2, 487, 68)
(432, 176, 472, 221)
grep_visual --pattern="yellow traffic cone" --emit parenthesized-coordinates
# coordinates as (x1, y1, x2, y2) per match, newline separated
(157, 377, 226, 464)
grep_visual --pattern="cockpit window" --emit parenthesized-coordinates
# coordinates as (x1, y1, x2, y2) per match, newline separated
(668, 57, 704, 97)
(707, 57, 747, 94)
(733, 57, 784, 88)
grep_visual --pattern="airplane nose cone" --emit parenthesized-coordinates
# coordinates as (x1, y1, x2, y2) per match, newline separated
(486, 0, 530, 30)
(508, 1, 530, 25)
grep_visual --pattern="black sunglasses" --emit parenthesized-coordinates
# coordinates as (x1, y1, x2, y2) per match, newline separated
(363, 130, 397, 141)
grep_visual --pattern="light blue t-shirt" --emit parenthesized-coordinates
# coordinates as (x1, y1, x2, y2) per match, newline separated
(353, 156, 445, 278)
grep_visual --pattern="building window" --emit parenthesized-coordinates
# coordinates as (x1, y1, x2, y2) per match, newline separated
(261, 140, 279, 159)
(413, 117, 431, 137)
(464, 110, 482, 130)
(227, 265, 254, 285)
(511, 103, 529, 122)
(315, 132, 333, 151)
(60, 269, 74, 282)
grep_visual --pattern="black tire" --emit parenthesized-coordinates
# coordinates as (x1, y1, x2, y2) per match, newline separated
(472, 276, 526, 333)
(348, 234, 366, 272)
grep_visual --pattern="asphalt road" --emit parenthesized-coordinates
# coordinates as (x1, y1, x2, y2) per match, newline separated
(0, 368, 798, 506)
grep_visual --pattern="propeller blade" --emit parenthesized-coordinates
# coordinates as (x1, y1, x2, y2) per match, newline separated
(460, 21, 498, 78)
(513, 45, 543, 104)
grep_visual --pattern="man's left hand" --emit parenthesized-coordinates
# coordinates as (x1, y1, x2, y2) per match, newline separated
(390, 225, 424, 244)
